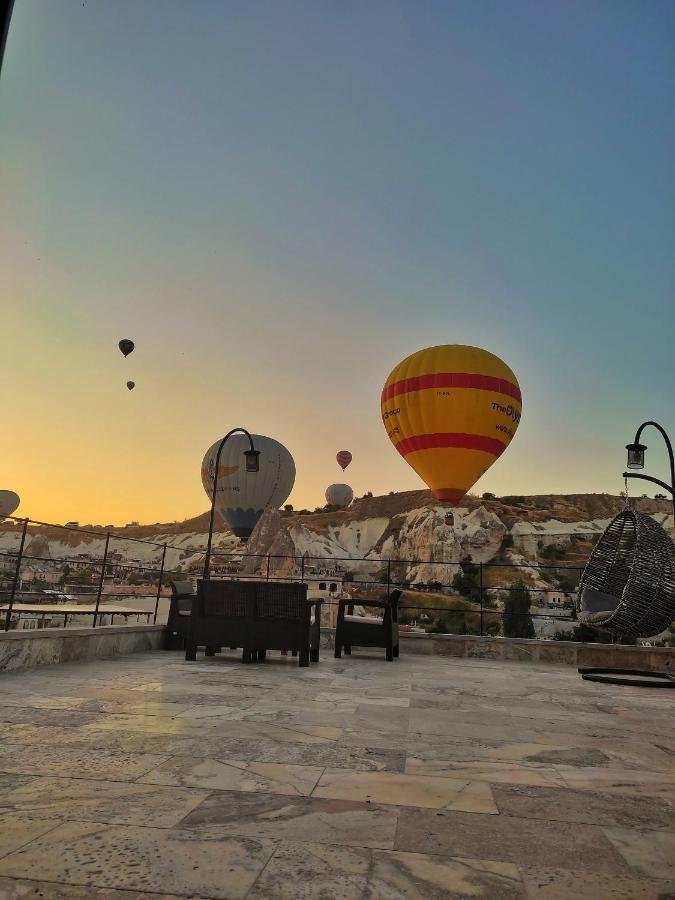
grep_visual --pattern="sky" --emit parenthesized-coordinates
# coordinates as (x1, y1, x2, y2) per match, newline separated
(1, 0, 674, 526)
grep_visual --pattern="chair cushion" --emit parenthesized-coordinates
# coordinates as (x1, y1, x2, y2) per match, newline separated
(580, 588, 621, 615)
(344, 614, 383, 625)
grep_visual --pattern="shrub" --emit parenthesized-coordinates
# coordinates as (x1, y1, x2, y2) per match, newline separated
(502, 580, 534, 638)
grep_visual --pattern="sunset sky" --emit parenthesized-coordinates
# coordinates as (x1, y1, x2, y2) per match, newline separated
(2, 0, 674, 526)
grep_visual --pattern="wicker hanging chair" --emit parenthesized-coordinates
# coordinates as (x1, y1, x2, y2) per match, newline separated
(576, 507, 675, 686)
(577, 508, 675, 637)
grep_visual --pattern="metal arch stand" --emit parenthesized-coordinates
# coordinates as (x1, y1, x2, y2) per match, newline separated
(579, 668, 675, 688)
(579, 420, 675, 689)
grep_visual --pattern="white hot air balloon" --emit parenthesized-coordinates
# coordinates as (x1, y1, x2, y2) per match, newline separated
(325, 483, 354, 508)
(0, 490, 20, 521)
(201, 433, 295, 542)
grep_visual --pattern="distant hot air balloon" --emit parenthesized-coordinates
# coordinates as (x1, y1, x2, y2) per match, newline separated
(325, 483, 354, 508)
(336, 450, 352, 471)
(381, 345, 522, 506)
(201, 433, 295, 542)
(126, 381, 135, 391)
(0, 490, 20, 521)
(119, 339, 135, 358)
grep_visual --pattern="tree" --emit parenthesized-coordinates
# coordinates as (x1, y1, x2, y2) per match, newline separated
(654, 493, 666, 500)
(451, 556, 481, 602)
(283, 504, 294, 513)
(481, 492, 496, 501)
(502, 580, 534, 638)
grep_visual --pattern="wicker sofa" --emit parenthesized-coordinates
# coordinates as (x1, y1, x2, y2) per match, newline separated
(185, 579, 322, 667)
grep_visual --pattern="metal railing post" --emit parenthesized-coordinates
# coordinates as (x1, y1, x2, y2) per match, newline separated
(301, 556, 305, 583)
(5, 517, 28, 631)
(479, 562, 484, 636)
(154, 544, 167, 624)
(266, 553, 271, 582)
(386, 559, 391, 596)
(92, 533, 110, 628)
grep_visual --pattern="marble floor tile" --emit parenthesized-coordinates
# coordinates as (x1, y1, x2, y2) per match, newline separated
(520, 866, 675, 900)
(491, 783, 674, 830)
(603, 827, 675, 880)
(139, 756, 324, 797)
(206, 721, 343, 745)
(313, 769, 498, 813)
(0, 813, 61, 860)
(557, 767, 675, 800)
(314, 692, 409, 707)
(0, 694, 191, 718)
(0, 745, 169, 782)
(248, 841, 525, 899)
(395, 808, 633, 874)
(370, 850, 525, 899)
(0, 775, 207, 827)
(0, 707, 104, 728)
(0, 821, 274, 900)
(0, 875, 191, 899)
(180, 791, 399, 849)
(176, 704, 253, 719)
(405, 757, 566, 787)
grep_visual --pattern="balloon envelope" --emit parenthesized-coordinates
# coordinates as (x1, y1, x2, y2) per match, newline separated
(201, 433, 295, 541)
(126, 381, 135, 391)
(0, 490, 20, 520)
(381, 344, 522, 506)
(325, 483, 354, 508)
(119, 339, 135, 357)
(336, 450, 352, 471)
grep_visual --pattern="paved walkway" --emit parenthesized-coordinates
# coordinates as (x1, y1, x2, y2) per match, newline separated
(0, 650, 672, 898)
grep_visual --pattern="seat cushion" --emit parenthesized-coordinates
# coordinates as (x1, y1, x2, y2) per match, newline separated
(580, 588, 621, 615)
(344, 614, 383, 625)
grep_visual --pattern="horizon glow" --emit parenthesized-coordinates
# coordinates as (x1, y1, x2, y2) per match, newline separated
(2, 1, 674, 525)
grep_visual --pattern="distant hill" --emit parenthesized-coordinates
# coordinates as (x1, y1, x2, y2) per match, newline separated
(1, 492, 671, 590)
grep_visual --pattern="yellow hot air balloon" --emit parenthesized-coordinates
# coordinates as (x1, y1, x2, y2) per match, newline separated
(381, 345, 522, 505)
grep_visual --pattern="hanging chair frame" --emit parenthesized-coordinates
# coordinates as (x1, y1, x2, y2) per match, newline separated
(577, 508, 675, 638)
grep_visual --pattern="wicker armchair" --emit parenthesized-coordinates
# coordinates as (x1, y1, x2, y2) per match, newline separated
(334, 589, 401, 661)
(165, 580, 196, 650)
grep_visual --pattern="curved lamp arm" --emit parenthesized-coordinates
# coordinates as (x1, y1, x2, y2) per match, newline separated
(623, 420, 675, 522)
(203, 428, 258, 580)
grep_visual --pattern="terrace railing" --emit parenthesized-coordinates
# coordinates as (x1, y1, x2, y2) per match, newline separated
(0, 512, 588, 638)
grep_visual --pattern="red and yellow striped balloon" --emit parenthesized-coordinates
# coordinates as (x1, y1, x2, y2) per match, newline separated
(381, 345, 522, 505)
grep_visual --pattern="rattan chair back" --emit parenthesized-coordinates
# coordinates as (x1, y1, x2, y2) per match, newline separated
(577, 509, 675, 637)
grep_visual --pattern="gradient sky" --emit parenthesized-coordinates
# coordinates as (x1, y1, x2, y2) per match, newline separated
(2, 0, 674, 525)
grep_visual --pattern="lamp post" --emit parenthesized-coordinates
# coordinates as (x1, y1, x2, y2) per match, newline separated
(202, 429, 259, 580)
(623, 420, 675, 522)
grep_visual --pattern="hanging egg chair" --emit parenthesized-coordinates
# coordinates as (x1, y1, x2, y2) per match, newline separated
(576, 507, 675, 686)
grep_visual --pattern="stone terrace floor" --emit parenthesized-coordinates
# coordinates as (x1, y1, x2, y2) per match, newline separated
(0, 650, 672, 899)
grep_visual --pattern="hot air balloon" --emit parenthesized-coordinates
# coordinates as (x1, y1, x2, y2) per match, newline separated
(201, 433, 295, 541)
(126, 381, 135, 391)
(336, 450, 352, 471)
(119, 339, 135, 357)
(381, 345, 522, 506)
(0, 490, 20, 521)
(325, 483, 353, 508)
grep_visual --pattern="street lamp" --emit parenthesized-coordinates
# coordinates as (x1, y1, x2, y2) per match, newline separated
(623, 421, 675, 521)
(203, 429, 259, 580)
(625, 442, 646, 470)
